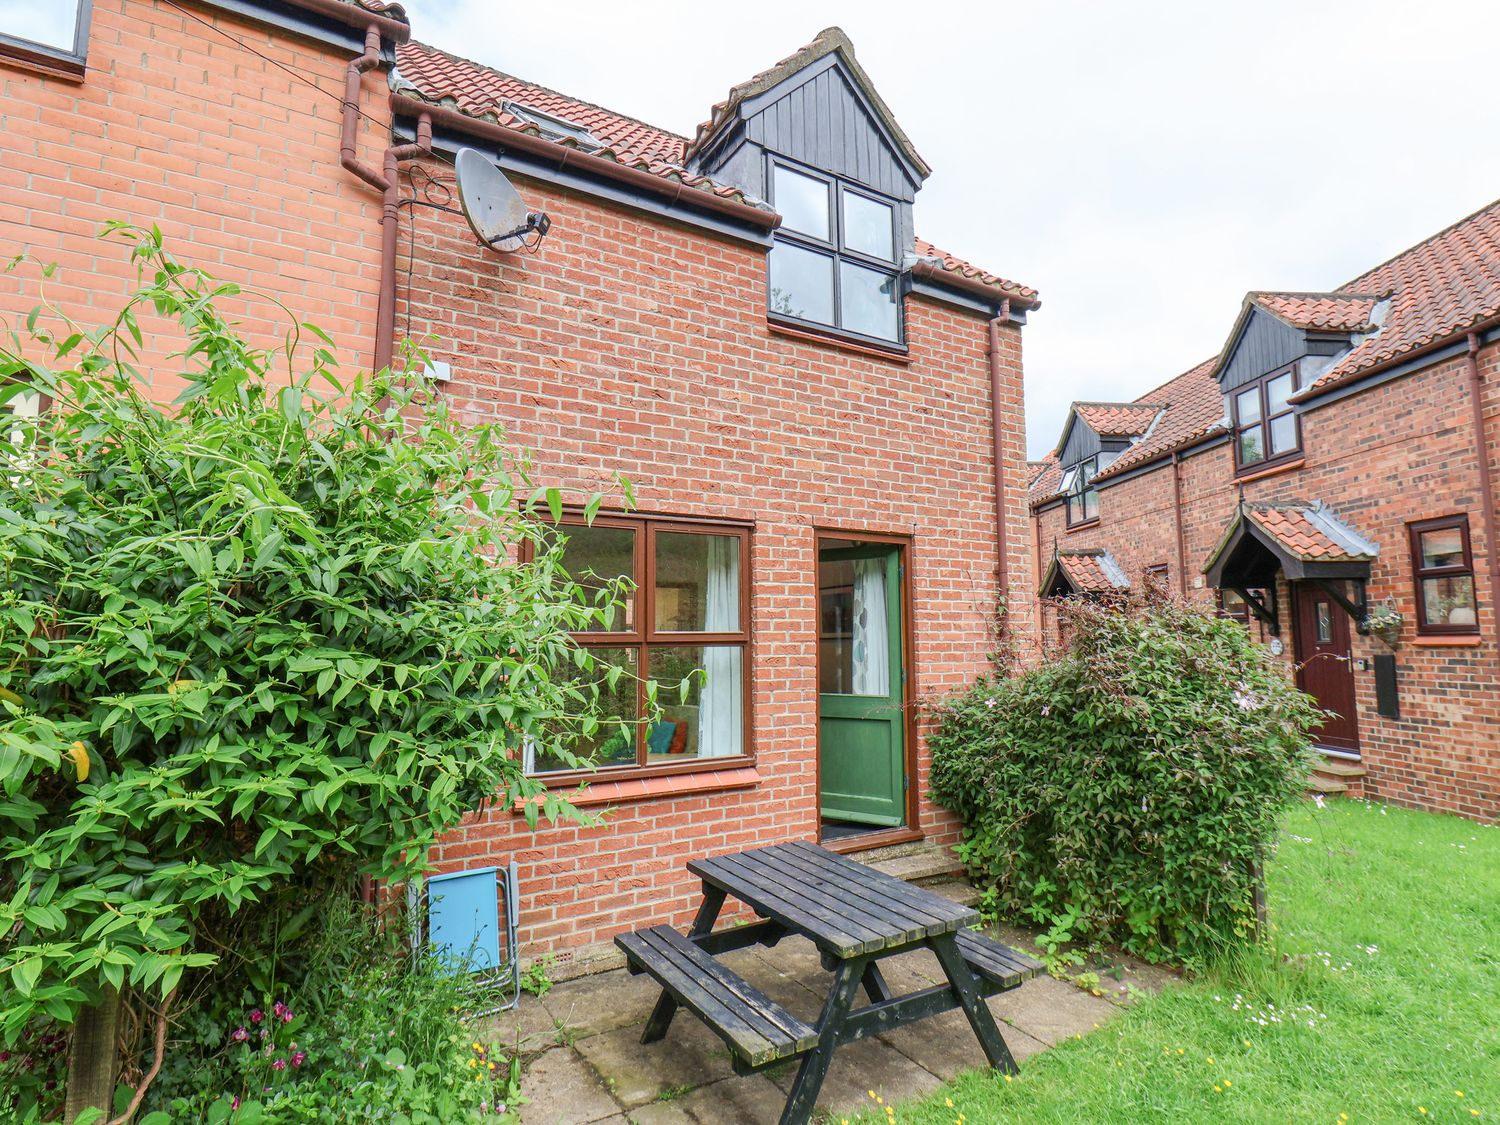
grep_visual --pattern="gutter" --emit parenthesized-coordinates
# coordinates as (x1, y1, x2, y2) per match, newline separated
(286, 0, 410, 40)
(389, 94, 781, 233)
(340, 27, 432, 373)
(912, 258, 1039, 312)
(988, 304, 1013, 635)
(1465, 332, 1500, 664)
(1291, 312, 1500, 409)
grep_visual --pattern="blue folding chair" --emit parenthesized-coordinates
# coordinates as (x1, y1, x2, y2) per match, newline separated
(413, 862, 522, 1013)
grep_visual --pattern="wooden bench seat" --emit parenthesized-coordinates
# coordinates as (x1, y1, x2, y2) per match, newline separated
(616, 925, 819, 1069)
(955, 928, 1045, 991)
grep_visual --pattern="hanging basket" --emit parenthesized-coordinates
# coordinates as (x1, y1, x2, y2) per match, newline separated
(1362, 596, 1403, 647)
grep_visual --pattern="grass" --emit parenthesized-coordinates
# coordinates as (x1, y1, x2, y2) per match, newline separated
(851, 798, 1500, 1124)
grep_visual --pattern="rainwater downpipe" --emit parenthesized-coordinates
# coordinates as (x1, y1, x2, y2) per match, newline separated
(988, 303, 1012, 636)
(1172, 450, 1188, 597)
(341, 25, 432, 374)
(1465, 332, 1500, 661)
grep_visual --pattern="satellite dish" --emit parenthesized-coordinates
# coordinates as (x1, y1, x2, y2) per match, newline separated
(455, 148, 551, 252)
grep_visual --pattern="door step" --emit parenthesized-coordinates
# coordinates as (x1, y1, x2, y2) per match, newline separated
(851, 840, 966, 885)
(1315, 758, 1366, 778)
(1309, 751, 1366, 797)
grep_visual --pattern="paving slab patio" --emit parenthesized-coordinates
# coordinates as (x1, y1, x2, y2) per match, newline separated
(486, 929, 1171, 1125)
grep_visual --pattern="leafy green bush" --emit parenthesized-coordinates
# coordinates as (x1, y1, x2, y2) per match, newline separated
(0, 227, 624, 1109)
(930, 597, 1320, 967)
(146, 900, 522, 1123)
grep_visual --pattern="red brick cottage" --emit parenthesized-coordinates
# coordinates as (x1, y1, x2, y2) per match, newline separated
(387, 30, 1039, 967)
(1030, 202, 1500, 821)
(1, 3, 1040, 968)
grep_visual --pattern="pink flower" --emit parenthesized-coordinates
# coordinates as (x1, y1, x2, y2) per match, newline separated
(272, 1058, 287, 1071)
(291, 1051, 306, 1068)
(281, 1008, 294, 1024)
(272, 1001, 287, 1019)
(231, 1097, 240, 1110)
(231, 1027, 249, 1043)
(249, 1008, 264, 1025)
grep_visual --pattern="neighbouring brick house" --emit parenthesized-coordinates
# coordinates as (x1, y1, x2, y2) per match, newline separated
(1030, 202, 1500, 821)
(2, 3, 1039, 968)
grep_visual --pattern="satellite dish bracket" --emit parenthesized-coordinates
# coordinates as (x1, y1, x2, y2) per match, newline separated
(484, 211, 551, 249)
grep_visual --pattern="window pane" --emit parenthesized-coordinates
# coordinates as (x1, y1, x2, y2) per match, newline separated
(561, 525, 635, 632)
(1267, 372, 1295, 414)
(1235, 386, 1262, 424)
(1238, 425, 1264, 464)
(842, 191, 894, 260)
(769, 242, 834, 325)
(5, 3, 80, 51)
(1420, 527, 1465, 569)
(655, 532, 740, 632)
(773, 165, 830, 240)
(818, 555, 891, 696)
(528, 647, 639, 773)
(1083, 489, 1099, 521)
(1316, 602, 1332, 644)
(1422, 576, 1477, 628)
(647, 645, 743, 760)
(839, 260, 899, 341)
(1269, 413, 1297, 455)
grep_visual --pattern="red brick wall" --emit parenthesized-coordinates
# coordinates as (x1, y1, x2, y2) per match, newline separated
(402, 162, 1033, 957)
(1033, 348, 1500, 820)
(0, 0, 386, 392)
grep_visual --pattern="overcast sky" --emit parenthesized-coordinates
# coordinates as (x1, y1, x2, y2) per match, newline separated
(403, 0, 1500, 459)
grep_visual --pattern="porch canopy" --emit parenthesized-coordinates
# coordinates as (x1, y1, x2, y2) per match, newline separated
(1040, 547, 1131, 598)
(1203, 500, 1378, 632)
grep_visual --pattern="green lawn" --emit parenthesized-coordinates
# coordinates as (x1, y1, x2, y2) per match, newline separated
(856, 799, 1500, 1124)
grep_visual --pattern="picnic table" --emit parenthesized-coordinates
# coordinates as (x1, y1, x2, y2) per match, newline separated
(615, 840, 1042, 1125)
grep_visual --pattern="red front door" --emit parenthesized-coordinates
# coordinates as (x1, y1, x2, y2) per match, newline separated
(1292, 583, 1360, 752)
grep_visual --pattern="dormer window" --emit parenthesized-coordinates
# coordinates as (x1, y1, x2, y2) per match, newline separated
(1232, 365, 1300, 472)
(1062, 451, 1117, 527)
(767, 160, 901, 345)
(502, 101, 600, 148)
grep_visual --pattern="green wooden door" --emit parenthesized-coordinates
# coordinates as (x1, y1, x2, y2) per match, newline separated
(817, 543, 905, 827)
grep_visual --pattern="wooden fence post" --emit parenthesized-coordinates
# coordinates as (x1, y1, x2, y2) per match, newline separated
(64, 987, 121, 1124)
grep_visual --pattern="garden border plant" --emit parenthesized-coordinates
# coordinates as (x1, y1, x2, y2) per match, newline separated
(930, 592, 1321, 970)
(0, 226, 641, 1121)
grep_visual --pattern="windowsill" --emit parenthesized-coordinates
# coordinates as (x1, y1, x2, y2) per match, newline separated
(766, 317, 911, 363)
(1235, 456, 1305, 484)
(1410, 634, 1482, 647)
(0, 39, 85, 82)
(514, 764, 760, 810)
(1065, 518, 1100, 533)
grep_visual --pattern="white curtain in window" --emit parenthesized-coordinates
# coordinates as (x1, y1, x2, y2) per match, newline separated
(851, 557, 890, 696)
(697, 536, 741, 758)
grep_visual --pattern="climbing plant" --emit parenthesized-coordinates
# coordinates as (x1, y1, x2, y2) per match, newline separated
(0, 226, 625, 1115)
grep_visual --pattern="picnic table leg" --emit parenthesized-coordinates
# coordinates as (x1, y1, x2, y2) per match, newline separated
(860, 961, 892, 1003)
(642, 884, 726, 1044)
(929, 933, 1018, 1074)
(779, 954, 869, 1125)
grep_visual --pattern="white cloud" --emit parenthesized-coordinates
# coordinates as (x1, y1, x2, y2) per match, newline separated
(400, 0, 1500, 457)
